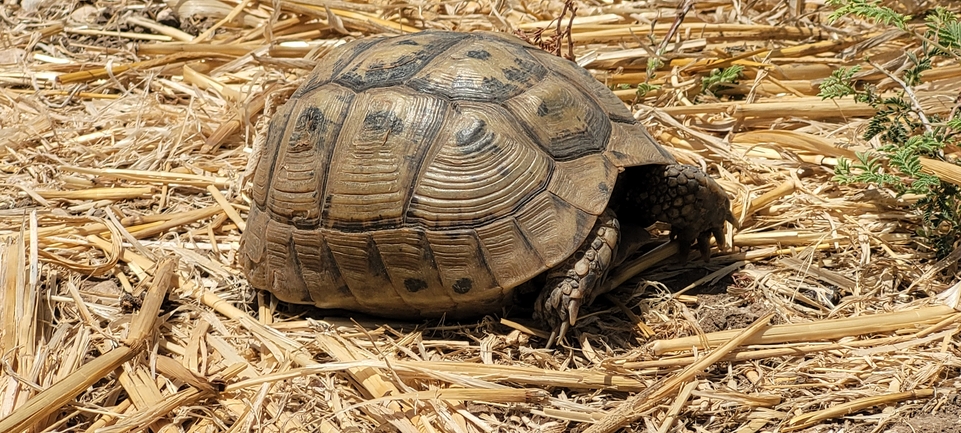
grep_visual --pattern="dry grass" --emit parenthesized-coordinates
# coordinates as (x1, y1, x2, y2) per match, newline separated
(1, 0, 960, 432)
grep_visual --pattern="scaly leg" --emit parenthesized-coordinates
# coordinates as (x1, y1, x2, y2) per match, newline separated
(534, 210, 619, 346)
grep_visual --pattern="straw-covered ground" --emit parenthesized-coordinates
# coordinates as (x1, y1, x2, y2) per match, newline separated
(1, 0, 960, 431)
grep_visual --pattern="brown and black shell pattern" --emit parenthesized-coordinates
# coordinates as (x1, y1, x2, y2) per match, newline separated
(239, 30, 676, 319)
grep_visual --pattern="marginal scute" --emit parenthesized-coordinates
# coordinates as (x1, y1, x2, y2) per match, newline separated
(604, 122, 676, 168)
(324, 230, 405, 311)
(424, 229, 504, 303)
(547, 154, 619, 215)
(474, 218, 547, 289)
(371, 228, 456, 314)
(262, 218, 311, 303)
(513, 192, 594, 268)
(239, 206, 267, 275)
(289, 229, 353, 307)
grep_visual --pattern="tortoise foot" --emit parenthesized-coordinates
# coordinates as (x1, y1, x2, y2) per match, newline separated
(627, 164, 736, 261)
(534, 211, 619, 346)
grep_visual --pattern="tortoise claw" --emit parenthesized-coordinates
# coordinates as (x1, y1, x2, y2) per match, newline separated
(535, 211, 619, 345)
(546, 321, 571, 349)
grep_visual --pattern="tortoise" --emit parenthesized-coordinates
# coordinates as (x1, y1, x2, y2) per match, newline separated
(239, 30, 735, 338)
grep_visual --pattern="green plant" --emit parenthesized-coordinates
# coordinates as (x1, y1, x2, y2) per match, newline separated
(701, 65, 744, 95)
(826, 0, 909, 30)
(818, 66, 866, 101)
(646, 57, 664, 79)
(925, 7, 961, 55)
(635, 82, 661, 98)
(825, 4, 961, 257)
(625, 41, 666, 103)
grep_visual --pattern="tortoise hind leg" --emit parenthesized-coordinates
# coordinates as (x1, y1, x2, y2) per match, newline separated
(534, 210, 619, 346)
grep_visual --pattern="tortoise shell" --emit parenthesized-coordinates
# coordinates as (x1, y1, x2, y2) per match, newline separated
(239, 30, 676, 319)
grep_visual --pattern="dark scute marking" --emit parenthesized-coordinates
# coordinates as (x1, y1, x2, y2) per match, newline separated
(288, 106, 327, 150)
(505, 56, 547, 84)
(291, 215, 320, 230)
(466, 49, 491, 60)
(363, 110, 405, 135)
(313, 235, 355, 302)
(478, 78, 514, 99)
(454, 118, 487, 146)
(547, 134, 606, 161)
(406, 40, 547, 103)
(334, 33, 466, 92)
(366, 237, 391, 281)
(283, 236, 311, 302)
(361, 60, 421, 88)
(597, 181, 609, 195)
(337, 71, 364, 89)
(404, 278, 428, 292)
(536, 101, 549, 117)
(335, 283, 353, 298)
(452, 278, 473, 294)
(446, 108, 497, 156)
(294, 38, 384, 97)
(503, 67, 528, 83)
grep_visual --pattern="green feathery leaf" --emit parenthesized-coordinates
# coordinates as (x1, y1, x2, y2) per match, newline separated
(701, 65, 744, 94)
(818, 65, 861, 100)
(826, 0, 910, 30)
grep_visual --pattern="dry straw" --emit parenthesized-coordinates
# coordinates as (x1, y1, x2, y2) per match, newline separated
(0, 0, 959, 432)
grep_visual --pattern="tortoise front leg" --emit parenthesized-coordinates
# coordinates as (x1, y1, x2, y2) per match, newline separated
(534, 210, 619, 346)
(621, 164, 736, 261)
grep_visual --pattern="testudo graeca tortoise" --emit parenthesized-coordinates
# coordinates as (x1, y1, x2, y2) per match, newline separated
(239, 30, 735, 341)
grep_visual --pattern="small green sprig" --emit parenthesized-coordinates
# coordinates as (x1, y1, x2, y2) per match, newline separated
(701, 65, 744, 94)
(646, 57, 664, 80)
(925, 7, 961, 55)
(818, 65, 862, 100)
(635, 82, 661, 98)
(833, 151, 902, 189)
(825, 0, 909, 30)
(916, 183, 961, 258)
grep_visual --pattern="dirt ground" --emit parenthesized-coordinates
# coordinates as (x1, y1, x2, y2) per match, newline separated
(803, 395, 961, 433)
